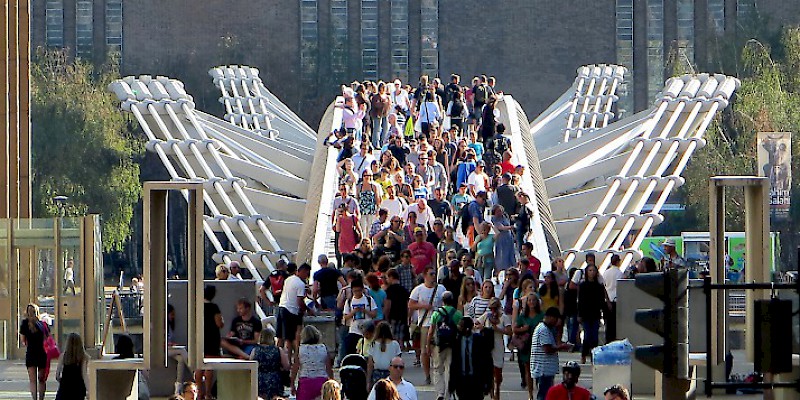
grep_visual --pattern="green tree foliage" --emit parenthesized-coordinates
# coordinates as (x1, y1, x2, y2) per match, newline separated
(680, 27, 800, 268)
(681, 23, 800, 268)
(31, 49, 144, 250)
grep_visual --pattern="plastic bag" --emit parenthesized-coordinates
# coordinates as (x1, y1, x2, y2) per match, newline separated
(592, 338, 634, 365)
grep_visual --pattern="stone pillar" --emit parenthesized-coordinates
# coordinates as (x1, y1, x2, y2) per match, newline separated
(0, 0, 32, 220)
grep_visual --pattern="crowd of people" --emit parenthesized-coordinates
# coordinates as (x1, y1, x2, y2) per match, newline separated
(15, 73, 652, 400)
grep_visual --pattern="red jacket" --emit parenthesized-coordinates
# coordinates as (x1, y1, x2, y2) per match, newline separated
(546, 384, 592, 400)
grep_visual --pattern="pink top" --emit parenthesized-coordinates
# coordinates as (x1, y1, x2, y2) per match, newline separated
(338, 215, 359, 253)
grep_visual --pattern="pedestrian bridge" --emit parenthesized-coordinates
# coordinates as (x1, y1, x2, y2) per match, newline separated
(108, 64, 739, 287)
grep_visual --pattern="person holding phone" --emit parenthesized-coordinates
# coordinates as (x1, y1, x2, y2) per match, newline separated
(344, 277, 378, 356)
(476, 298, 512, 400)
(531, 307, 574, 400)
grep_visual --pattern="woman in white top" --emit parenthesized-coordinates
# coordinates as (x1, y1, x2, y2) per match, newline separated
(476, 298, 512, 400)
(291, 326, 333, 400)
(418, 92, 441, 137)
(467, 280, 495, 319)
(366, 321, 402, 388)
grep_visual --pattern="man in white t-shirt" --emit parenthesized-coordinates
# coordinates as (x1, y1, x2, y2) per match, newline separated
(277, 263, 312, 358)
(352, 142, 376, 177)
(467, 160, 490, 197)
(343, 276, 377, 355)
(64, 259, 76, 295)
(408, 265, 446, 385)
(381, 185, 408, 219)
(368, 356, 417, 400)
(402, 198, 435, 231)
(603, 254, 624, 342)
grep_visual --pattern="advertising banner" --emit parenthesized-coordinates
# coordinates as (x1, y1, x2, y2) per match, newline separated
(757, 132, 792, 220)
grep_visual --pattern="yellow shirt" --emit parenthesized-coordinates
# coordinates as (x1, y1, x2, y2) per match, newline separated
(541, 294, 559, 312)
(357, 337, 374, 357)
(375, 178, 392, 199)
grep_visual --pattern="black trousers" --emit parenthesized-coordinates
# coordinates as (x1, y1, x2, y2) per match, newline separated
(605, 301, 617, 343)
(334, 230, 342, 267)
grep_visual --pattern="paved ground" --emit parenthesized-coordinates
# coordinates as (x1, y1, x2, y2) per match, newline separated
(0, 350, 765, 400)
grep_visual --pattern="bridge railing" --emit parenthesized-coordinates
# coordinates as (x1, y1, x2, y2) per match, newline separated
(296, 97, 345, 267)
(496, 94, 559, 264)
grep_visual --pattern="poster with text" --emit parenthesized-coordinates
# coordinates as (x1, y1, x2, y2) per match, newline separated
(757, 132, 792, 220)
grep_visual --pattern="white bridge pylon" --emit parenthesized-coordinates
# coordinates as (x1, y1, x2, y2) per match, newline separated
(208, 65, 317, 148)
(531, 67, 740, 270)
(108, 73, 323, 309)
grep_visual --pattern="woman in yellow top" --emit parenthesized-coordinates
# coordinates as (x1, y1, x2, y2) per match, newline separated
(356, 322, 376, 357)
(538, 271, 561, 314)
(374, 168, 393, 199)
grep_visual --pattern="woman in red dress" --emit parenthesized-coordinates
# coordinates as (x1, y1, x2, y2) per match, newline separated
(336, 204, 361, 254)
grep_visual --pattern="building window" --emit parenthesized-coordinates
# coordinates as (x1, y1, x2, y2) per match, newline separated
(646, 0, 664, 103)
(300, 0, 318, 83)
(105, 0, 123, 53)
(736, 0, 757, 22)
(75, 0, 93, 58)
(391, 0, 409, 83)
(330, 0, 348, 82)
(616, 0, 634, 115)
(361, 0, 379, 80)
(676, 0, 695, 67)
(420, 0, 438, 78)
(45, 0, 64, 48)
(708, 0, 725, 34)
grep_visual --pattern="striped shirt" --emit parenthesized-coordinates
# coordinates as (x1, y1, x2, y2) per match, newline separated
(530, 323, 558, 378)
(467, 296, 492, 319)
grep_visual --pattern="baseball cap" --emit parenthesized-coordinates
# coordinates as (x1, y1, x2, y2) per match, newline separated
(663, 238, 676, 247)
(414, 227, 425, 234)
(476, 160, 486, 166)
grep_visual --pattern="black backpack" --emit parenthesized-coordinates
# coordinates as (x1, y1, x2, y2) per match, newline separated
(474, 84, 488, 104)
(450, 100, 464, 118)
(433, 306, 457, 348)
(459, 201, 473, 235)
(493, 135, 509, 157)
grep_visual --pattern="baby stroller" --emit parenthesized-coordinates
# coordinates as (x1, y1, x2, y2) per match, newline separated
(339, 354, 368, 400)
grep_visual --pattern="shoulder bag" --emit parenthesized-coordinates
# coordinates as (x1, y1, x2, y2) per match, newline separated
(40, 322, 60, 360)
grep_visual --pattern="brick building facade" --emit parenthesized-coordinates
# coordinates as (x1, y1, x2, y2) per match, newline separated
(30, 0, 800, 126)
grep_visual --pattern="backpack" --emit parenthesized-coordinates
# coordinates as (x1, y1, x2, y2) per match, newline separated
(474, 84, 488, 104)
(459, 201, 473, 235)
(433, 306, 457, 348)
(450, 101, 464, 119)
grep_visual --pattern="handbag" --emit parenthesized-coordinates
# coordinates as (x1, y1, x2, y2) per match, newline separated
(40, 322, 60, 360)
(510, 332, 530, 350)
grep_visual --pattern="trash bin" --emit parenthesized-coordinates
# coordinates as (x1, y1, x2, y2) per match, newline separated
(591, 339, 633, 398)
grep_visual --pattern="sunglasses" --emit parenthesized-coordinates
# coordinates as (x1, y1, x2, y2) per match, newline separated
(391, 364, 405, 369)
(428, 272, 436, 276)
